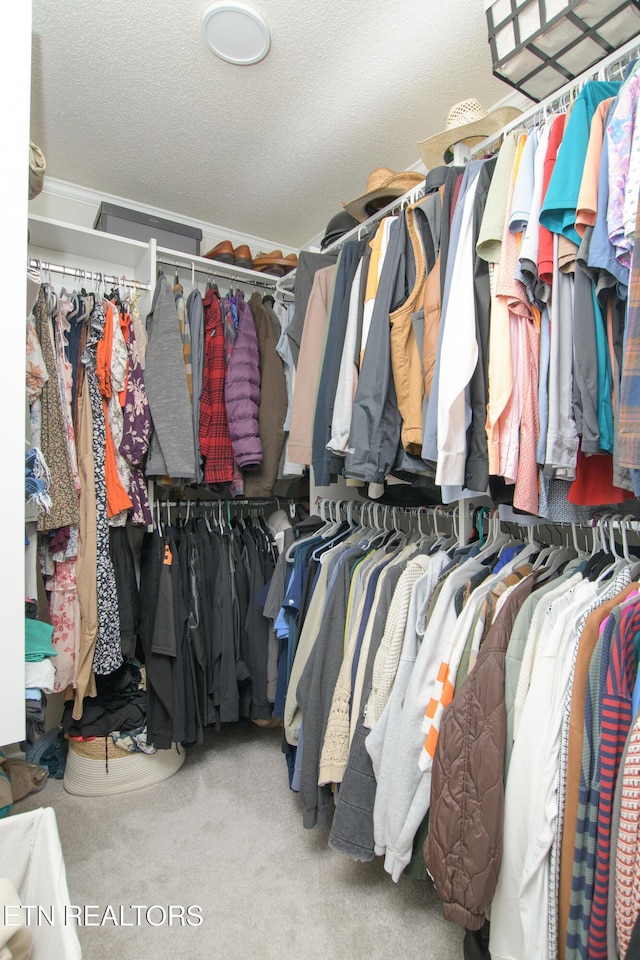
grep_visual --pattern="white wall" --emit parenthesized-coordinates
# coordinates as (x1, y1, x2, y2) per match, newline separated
(0, 1, 31, 745)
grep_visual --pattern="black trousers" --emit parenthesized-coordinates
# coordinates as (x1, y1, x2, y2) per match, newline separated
(109, 526, 140, 660)
(139, 532, 173, 749)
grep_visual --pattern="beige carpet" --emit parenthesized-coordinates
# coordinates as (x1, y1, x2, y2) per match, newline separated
(15, 725, 464, 960)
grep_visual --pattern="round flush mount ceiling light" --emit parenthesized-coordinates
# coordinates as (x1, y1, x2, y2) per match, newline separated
(201, 1, 271, 65)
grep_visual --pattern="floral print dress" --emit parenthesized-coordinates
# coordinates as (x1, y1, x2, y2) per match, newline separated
(34, 287, 79, 532)
(119, 322, 153, 526)
(82, 302, 124, 675)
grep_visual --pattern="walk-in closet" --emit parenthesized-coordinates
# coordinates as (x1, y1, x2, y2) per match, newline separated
(4, 2, 640, 959)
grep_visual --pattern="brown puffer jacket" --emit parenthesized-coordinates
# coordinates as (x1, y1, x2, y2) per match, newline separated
(424, 573, 536, 930)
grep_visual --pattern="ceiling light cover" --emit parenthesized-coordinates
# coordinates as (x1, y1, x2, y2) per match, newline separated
(201, 1, 271, 65)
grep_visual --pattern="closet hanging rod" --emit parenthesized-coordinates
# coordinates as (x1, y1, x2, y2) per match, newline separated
(29, 258, 150, 291)
(152, 496, 305, 510)
(314, 498, 459, 522)
(323, 185, 426, 256)
(470, 33, 640, 158)
(275, 180, 426, 297)
(154, 497, 282, 506)
(156, 256, 284, 293)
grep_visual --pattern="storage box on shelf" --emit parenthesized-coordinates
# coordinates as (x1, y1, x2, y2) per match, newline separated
(94, 202, 202, 256)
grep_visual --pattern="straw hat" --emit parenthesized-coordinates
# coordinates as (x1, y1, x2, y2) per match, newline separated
(342, 167, 425, 223)
(418, 98, 522, 170)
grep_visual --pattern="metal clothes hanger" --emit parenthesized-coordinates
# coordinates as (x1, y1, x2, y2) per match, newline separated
(531, 523, 563, 571)
(474, 508, 512, 561)
(620, 514, 634, 565)
(369, 505, 395, 549)
(155, 500, 164, 538)
(412, 506, 432, 548)
(590, 516, 603, 557)
(594, 516, 627, 585)
(570, 522, 589, 557)
(433, 506, 458, 553)
(284, 498, 331, 562)
(428, 506, 446, 550)
(623, 514, 640, 580)
(309, 500, 351, 560)
(377, 506, 405, 550)
(317, 499, 339, 538)
(534, 534, 578, 583)
(358, 503, 385, 550)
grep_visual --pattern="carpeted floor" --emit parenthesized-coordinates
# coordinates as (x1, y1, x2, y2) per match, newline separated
(15, 724, 464, 960)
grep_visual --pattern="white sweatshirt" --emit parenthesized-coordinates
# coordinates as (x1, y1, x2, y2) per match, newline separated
(366, 557, 484, 881)
(489, 580, 596, 960)
(435, 174, 481, 487)
(367, 552, 447, 728)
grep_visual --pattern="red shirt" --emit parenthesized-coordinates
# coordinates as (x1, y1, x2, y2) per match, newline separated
(538, 114, 567, 288)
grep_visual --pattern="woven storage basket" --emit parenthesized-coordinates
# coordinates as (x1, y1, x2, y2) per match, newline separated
(68, 736, 131, 760)
(64, 739, 185, 797)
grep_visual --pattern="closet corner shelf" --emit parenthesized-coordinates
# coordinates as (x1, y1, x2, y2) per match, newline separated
(28, 214, 149, 270)
(156, 245, 281, 287)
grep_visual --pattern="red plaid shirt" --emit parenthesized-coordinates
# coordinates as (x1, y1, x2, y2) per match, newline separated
(199, 289, 234, 483)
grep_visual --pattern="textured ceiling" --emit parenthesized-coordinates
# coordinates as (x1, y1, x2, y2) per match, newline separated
(30, 0, 513, 248)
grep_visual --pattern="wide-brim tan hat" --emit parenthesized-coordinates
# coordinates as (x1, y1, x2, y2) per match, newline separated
(342, 167, 425, 223)
(418, 98, 522, 170)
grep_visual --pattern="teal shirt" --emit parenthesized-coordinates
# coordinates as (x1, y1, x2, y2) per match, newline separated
(25, 618, 57, 661)
(540, 80, 620, 246)
(594, 289, 613, 455)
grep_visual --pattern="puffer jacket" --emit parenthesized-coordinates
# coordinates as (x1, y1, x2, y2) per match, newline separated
(225, 292, 262, 470)
(424, 573, 536, 931)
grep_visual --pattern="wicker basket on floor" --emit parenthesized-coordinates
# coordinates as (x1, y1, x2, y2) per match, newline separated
(67, 736, 130, 760)
(64, 737, 185, 797)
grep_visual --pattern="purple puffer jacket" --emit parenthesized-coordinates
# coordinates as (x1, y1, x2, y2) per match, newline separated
(225, 292, 263, 469)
